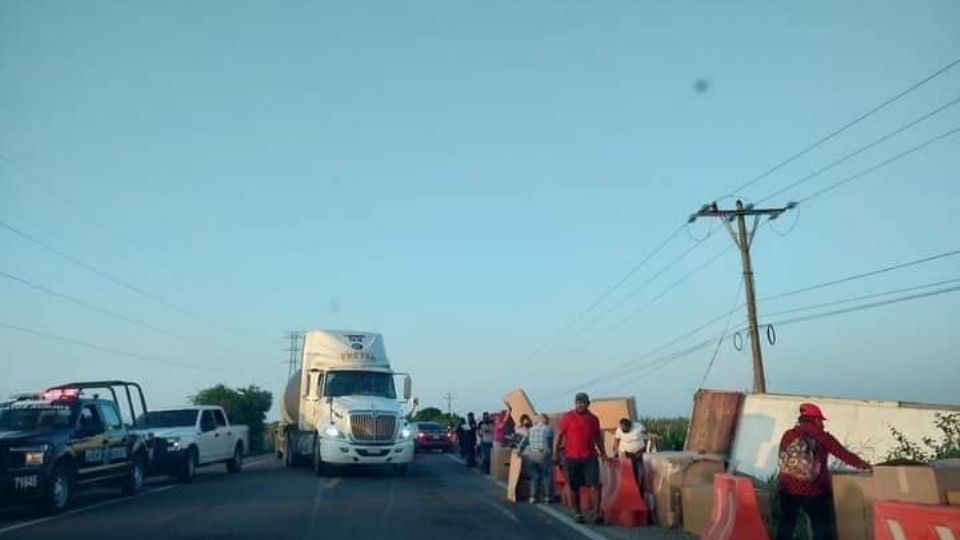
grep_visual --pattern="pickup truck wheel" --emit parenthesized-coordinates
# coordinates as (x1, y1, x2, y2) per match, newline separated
(226, 444, 244, 473)
(40, 463, 71, 515)
(178, 447, 197, 483)
(284, 437, 299, 468)
(121, 454, 145, 496)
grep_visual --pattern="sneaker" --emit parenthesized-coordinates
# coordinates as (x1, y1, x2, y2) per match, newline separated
(528, 497, 536, 504)
(573, 513, 585, 524)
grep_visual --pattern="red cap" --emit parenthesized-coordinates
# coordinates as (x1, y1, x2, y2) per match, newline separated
(799, 403, 826, 420)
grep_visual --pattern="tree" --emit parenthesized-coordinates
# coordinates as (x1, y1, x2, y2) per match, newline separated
(192, 384, 273, 452)
(411, 406, 462, 428)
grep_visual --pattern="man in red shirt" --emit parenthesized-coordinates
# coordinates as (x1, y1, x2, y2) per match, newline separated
(776, 403, 871, 540)
(553, 392, 605, 524)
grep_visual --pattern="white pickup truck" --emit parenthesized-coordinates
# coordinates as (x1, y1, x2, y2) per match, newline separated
(144, 406, 249, 482)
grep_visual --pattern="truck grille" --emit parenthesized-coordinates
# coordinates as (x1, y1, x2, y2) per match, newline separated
(350, 413, 396, 442)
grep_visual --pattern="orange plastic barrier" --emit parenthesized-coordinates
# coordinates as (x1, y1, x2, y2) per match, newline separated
(874, 500, 960, 540)
(700, 474, 769, 540)
(600, 458, 649, 527)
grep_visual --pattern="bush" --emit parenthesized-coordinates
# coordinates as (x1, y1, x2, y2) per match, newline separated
(641, 416, 689, 451)
(885, 412, 960, 462)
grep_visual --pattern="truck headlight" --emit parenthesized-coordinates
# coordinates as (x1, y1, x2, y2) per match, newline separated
(12, 445, 49, 466)
(324, 425, 343, 438)
(166, 437, 182, 450)
(400, 427, 413, 439)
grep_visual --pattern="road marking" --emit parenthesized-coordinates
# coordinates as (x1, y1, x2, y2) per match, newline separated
(484, 499, 520, 523)
(323, 478, 341, 489)
(535, 504, 610, 540)
(245, 457, 272, 468)
(0, 485, 179, 536)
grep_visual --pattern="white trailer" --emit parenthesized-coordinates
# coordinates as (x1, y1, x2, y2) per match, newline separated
(276, 330, 416, 476)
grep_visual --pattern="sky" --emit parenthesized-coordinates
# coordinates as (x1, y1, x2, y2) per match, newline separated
(2, 1, 959, 420)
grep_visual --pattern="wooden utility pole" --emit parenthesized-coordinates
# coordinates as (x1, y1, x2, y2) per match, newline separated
(689, 199, 794, 393)
(444, 392, 455, 417)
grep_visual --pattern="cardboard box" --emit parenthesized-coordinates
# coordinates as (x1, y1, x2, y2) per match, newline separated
(492, 446, 512, 483)
(875, 459, 960, 505)
(589, 397, 637, 430)
(832, 472, 875, 540)
(643, 451, 725, 528)
(680, 484, 714, 535)
(947, 489, 960, 506)
(507, 450, 531, 502)
(503, 389, 537, 425)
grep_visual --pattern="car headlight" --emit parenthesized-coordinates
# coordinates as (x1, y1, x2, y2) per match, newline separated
(12, 445, 50, 466)
(324, 425, 343, 438)
(166, 437, 182, 450)
(400, 426, 413, 439)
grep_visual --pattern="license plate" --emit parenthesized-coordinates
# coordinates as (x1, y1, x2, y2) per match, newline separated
(14, 475, 38, 490)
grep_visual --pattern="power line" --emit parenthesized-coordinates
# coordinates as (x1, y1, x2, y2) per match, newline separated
(510, 224, 687, 374)
(522, 235, 723, 372)
(760, 248, 960, 302)
(796, 125, 960, 204)
(721, 56, 960, 198)
(0, 218, 253, 338)
(762, 277, 960, 319)
(700, 280, 744, 388)
(0, 151, 140, 248)
(757, 94, 960, 204)
(0, 320, 215, 372)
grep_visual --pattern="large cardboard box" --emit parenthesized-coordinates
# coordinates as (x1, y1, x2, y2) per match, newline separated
(492, 446, 512, 483)
(590, 397, 637, 430)
(643, 452, 725, 528)
(503, 389, 537, 424)
(832, 472, 875, 540)
(875, 460, 960, 505)
(680, 484, 714, 535)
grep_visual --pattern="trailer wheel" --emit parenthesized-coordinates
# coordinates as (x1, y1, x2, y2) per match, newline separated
(284, 436, 299, 468)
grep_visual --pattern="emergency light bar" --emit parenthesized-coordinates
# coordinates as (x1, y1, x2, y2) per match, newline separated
(41, 388, 81, 401)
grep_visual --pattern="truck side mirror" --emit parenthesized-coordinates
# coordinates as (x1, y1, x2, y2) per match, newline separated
(403, 376, 412, 401)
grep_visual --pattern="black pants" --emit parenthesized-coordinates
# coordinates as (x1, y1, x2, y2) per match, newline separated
(777, 491, 835, 540)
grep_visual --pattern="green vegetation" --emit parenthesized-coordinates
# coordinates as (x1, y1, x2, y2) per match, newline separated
(886, 412, 960, 462)
(410, 406, 462, 429)
(642, 416, 689, 451)
(192, 384, 273, 452)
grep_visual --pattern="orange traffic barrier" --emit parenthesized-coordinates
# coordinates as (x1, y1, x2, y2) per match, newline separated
(700, 474, 769, 540)
(600, 458, 648, 527)
(874, 500, 960, 540)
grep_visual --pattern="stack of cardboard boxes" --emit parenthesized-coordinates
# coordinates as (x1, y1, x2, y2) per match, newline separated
(641, 451, 726, 533)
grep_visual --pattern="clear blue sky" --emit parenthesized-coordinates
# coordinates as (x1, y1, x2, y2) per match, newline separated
(2, 1, 958, 419)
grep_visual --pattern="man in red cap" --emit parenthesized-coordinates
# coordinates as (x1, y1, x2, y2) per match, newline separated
(777, 402, 872, 540)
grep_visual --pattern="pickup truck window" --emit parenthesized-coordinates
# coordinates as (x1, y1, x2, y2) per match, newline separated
(0, 404, 75, 430)
(324, 371, 397, 399)
(79, 404, 105, 433)
(212, 409, 227, 427)
(200, 410, 217, 432)
(145, 409, 198, 428)
(100, 403, 123, 430)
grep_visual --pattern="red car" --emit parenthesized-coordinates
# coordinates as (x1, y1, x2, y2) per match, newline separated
(413, 422, 452, 453)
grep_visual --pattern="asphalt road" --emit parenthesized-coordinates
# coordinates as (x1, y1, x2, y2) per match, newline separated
(0, 453, 695, 540)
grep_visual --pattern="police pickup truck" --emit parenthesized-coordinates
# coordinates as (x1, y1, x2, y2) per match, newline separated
(0, 383, 152, 514)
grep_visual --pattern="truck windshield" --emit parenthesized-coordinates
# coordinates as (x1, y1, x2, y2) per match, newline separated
(145, 410, 198, 428)
(0, 404, 76, 430)
(324, 371, 396, 399)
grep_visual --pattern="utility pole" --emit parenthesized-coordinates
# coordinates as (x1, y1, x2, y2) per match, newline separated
(443, 392, 455, 417)
(689, 199, 794, 394)
(284, 331, 303, 380)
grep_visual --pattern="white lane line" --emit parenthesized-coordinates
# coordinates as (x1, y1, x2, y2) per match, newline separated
(445, 454, 609, 540)
(536, 504, 610, 540)
(484, 499, 520, 523)
(245, 457, 272, 468)
(322, 478, 341, 489)
(0, 485, 179, 536)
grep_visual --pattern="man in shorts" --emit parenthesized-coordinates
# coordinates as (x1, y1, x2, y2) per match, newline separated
(554, 392, 606, 524)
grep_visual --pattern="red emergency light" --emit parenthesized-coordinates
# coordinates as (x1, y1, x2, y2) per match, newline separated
(41, 388, 81, 401)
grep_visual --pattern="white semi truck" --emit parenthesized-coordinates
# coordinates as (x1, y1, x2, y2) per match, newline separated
(275, 330, 416, 476)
